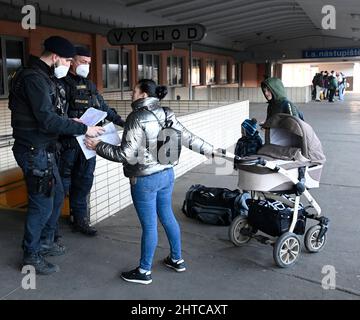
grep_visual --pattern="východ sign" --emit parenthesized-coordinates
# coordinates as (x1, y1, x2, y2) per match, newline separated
(107, 24, 206, 45)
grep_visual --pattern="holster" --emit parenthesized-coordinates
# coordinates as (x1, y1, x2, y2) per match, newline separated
(26, 149, 55, 197)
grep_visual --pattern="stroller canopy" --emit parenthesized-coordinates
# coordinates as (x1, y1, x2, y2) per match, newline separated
(261, 114, 326, 165)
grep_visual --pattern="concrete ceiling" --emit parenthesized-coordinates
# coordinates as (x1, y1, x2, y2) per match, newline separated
(2, 0, 360, 60)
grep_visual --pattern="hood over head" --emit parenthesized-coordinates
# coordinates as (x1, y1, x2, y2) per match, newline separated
(261, 77, 287, 102)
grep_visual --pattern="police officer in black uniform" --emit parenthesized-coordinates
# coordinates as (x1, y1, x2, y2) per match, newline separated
(8, 36, 105, 275)
(59, 47, 125, 236)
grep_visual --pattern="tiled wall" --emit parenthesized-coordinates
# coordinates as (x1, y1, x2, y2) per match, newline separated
(210, 86, 312, 103)
(101, 85, 312, 103)
(0, 99, 233, 173)
(102, 91, 133, 100)
(0, 98, 249, 225)
(108, 100, 236, 119)
(89, 100, 249, 224)
(0, 100, 16, 172)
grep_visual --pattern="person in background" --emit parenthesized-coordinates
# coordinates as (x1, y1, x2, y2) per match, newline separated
(323, 71, 329, 100)
(84, 79, 225, 285)
(328, 71, 338, 103)
(311, 73, 318, 100)
(261, 77, 304, 120)
(337, 72, 346, 101)
(313, 72, 324, 102)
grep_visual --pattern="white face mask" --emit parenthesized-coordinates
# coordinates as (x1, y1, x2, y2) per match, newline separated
(76, 64, 90, 78)
(54, 62, 70, 79)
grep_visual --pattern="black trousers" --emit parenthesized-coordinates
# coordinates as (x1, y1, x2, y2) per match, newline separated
(328, 89, 336, 102)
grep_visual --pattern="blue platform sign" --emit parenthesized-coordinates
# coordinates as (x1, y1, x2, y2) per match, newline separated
(303, 48, 360, 59)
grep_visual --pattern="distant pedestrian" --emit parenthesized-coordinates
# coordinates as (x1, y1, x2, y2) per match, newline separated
(328, 71, 338, 102)
(323, 71, 329, 99)
(313, 72, 324, 102)
(337, 72, 346, 101)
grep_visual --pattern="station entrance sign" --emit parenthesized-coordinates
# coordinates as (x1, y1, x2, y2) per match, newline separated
(107, 24, 206, 45)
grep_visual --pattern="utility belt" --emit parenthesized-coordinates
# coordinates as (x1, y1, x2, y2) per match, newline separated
(59, 136, 78, 150)
(13, 140, 59, 153)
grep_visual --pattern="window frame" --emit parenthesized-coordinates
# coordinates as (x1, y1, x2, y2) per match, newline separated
(219, 61, 228, 84)
(137, 52, 160, 83)
(167, 56, 184, 87)
(102, 47, 131, 92)
(0, 35, 26, 99)
(206, 59, 216, 85)
(189, 57, 201, 86)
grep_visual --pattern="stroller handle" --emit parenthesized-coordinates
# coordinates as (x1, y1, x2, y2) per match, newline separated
(220, 151, 267, 166)
(234, 156, 267, 166)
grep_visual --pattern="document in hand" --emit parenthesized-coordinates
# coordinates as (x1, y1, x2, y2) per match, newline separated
(76, 122, 121, 160)
(79, 107, 108, 126)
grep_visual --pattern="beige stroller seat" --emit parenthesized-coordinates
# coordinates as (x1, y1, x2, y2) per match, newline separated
(236, 114, 326, 192)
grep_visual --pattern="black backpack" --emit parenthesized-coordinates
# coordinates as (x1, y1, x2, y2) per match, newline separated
(182, 184, 248, 226)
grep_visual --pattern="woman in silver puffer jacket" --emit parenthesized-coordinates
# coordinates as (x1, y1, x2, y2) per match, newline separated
(85, 79, 221, 285)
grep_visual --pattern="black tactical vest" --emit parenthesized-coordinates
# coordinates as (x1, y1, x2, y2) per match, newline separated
(8, 67, 66, 131)
(64, 77, 100, 119)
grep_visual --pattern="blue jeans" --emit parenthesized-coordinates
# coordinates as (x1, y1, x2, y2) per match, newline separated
(130, 168, 182, 271)
(59, 143, 96, 221)
(13, 144, 65, 254)
(338, 84, 345, 101)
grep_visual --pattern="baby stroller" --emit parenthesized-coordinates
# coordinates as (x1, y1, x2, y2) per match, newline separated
(226, 113, 329, 268)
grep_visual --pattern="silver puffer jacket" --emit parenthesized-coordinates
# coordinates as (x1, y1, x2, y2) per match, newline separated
(96, 97, 214, 177)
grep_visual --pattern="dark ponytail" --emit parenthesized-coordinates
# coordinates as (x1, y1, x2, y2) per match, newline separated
(137, 79, 168, 101)
(155, 85, 168, 100)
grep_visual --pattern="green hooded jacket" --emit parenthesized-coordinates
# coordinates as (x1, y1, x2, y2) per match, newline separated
(261, 77, 301, 120)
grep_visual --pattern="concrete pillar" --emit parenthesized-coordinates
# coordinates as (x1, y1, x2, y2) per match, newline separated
(265, 62, 272, 79)
(353, 63, 360, 93)
(159, 52, 168, 86)
(215, 60, 221, 84)
(131, 46, 138, 89)
(200, 58, 206, 85)
(92, 34, 103, 92)
(227, 61, 233, 83)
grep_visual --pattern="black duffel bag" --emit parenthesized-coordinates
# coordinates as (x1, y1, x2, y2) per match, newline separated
(182, 184, 248, 226)
(247, 197, 307, 237)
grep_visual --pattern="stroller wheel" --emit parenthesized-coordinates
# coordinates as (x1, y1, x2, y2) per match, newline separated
(304, 225, 327, 253)
(273, 233, 301, 268)
(229, 215, 251, 246)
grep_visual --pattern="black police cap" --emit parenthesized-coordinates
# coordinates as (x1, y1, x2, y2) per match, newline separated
(75, 46, 91, 57)
(43, 36, 75, 58)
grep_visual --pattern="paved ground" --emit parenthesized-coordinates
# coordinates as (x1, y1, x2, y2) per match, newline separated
(1, 94, 360, 300)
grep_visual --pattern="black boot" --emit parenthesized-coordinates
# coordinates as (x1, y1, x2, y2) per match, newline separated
(39, 241, 66, 257)
(22, 252, 60, 275)
(72, 218, 97, 236)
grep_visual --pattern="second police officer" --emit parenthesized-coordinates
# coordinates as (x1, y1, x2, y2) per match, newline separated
(59, 47, 125, 236)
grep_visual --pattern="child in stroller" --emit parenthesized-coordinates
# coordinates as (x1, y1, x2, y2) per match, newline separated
(226, 113, 329, 268)
(234, 118, 263, 169)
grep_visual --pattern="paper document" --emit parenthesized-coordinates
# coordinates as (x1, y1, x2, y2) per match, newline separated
(76, 122, 121, 160)
(79, 107, 108, 126)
